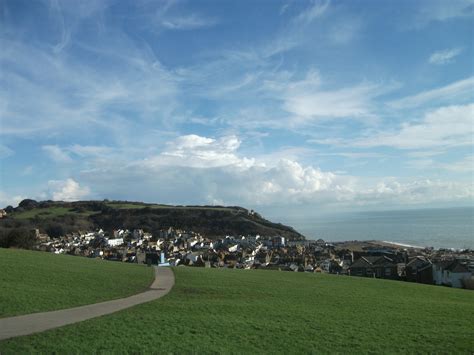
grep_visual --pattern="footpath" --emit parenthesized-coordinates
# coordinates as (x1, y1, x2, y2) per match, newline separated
(0, 266, 174, 341)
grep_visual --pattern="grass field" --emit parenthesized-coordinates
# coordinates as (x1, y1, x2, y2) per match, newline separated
(0, 248, 154, 317)
(1, 267, 473, 353)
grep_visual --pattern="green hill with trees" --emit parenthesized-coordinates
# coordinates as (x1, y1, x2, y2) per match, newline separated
(0, 200, 304, 248)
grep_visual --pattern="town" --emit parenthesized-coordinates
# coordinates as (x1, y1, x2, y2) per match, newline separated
(31, 227, 474, 290)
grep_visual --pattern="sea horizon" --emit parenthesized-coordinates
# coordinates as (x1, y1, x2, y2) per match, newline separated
(274, 206, 474, 250)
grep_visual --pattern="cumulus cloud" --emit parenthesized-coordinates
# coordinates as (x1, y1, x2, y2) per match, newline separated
(0, 191, 25, 208)
(48, 178, 90, 201)
(73, 134, 473, 209)
(429, 47, 463, 65)
(151, 134, 257, 169)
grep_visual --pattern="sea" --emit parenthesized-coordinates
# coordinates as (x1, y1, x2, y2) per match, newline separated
(274, 207, 474, 250)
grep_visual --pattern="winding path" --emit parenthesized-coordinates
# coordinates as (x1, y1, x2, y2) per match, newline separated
(0, 266, 174, 341)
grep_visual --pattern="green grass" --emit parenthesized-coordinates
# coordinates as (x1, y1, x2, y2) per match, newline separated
(11, 207, 73, 220)
(11, 207, 98, 219)
(106, 203, 149, 209)
(1, 267, 473, 353)
(0, 248, 154, 317)
(106, 202, 233, 211)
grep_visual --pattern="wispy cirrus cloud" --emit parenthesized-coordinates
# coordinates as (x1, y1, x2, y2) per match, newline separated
(388, 76, 474, 109)
(354, 103, 474, 149)
(262, 69, 393, 124)
(0, 36, 180, 138)
(407, 155, 474, 174)
(161, 14, 218, 30)
(429, 47, 464, 65)
(413, 0, 474, 27)
(0, 145, 14, 159)
(293, 0, 330, 24)
(42, 145, 73, 163)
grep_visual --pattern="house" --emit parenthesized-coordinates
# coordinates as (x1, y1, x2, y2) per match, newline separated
(405, 257, 433, 284)
(349, 256, 398, 279)
(0, 209, 6, 218)
(432, 260, 472, 288)
(107, 238, 124, 247)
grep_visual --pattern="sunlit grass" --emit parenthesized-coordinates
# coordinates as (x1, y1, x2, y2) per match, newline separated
(0, 248, 154, 317)
(2, 267, 473, 353)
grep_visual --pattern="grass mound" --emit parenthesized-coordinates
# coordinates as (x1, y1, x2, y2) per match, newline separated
(0, 248, 154, 317)
(1, 267, 473, 353)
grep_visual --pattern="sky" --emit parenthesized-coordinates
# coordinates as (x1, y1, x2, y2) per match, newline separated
(0, 0, 473, 219)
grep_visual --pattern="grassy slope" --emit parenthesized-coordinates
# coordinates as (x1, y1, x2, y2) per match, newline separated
(1, 268, 473, 353)
(11, 206, 99, 220)
(105, 202, 231, 211)
(0, 248, 154, 317)
(11, 207, 73, 220)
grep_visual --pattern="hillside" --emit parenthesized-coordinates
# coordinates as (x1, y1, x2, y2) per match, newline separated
(1, 266, 473, 353)
(0, 200, 305, 242)
(0, 248, 154, 318)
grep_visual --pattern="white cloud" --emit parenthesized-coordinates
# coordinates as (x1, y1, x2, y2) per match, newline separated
(415, 0, 474, 27)
(68, 145, 113, 157)
(148, 134, 257, 169)
(429, 47, 463, 65)
(388, 77, 474, 109)
(42, 145, 72, 163)
(161, 14, 218, 30)
(73, 134, 473, 209)
(328, 17, 362, 44)
(406, 155, 474, 173)
(270, 70, 385, 122)
(294, 0, 330, 24)
(440, 155, 474, 173)
(0, 192, 24, 208)
(0, 35, 180, 137)
(355, 103, 474, 149)
(48, 178, 90, 201)
(0, 145, 13, 159)
(284, 83, 379, 121)
(355, 179, 473, 206)
(280, 3, 291, 15)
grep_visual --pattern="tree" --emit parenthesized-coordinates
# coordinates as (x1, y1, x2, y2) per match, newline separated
(45, 224, 65, 238)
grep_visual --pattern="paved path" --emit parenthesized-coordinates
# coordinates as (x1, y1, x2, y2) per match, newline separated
(0, 267, 174, 341)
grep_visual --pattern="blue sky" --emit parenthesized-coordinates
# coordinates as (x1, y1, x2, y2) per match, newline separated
(0, 0, 473, 217)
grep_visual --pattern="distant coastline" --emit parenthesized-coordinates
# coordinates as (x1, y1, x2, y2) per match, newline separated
(274, 206, 474, 250)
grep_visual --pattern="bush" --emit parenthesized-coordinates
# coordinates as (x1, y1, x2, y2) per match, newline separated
(0, 228, 36, 249)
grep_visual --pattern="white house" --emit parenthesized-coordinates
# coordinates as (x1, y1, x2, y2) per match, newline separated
(107, 238, 124, 247)
(433, 260, 472, 288)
